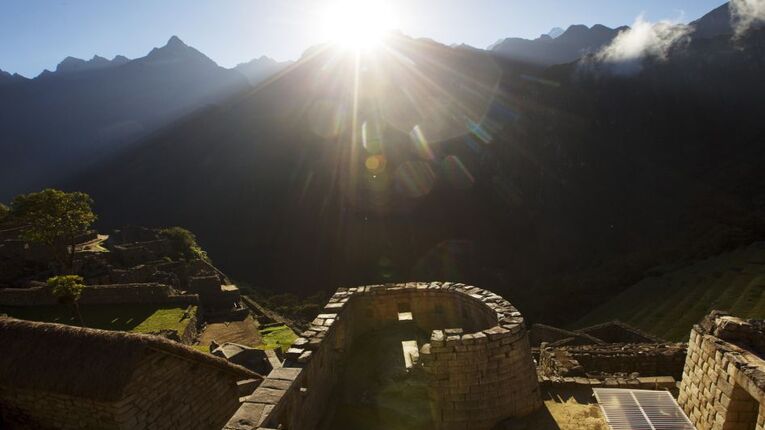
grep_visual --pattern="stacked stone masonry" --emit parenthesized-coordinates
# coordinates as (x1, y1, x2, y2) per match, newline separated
(224, 282, 542, 430)
(0, 319, 258, 430)
(678, 311, 765, 430)
(0, 283, 198, 306)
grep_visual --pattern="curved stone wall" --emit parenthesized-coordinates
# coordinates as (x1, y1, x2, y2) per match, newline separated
(224, 282, 541, 430)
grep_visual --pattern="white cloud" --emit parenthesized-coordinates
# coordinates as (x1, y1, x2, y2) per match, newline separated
(731, 0, 765, 37)
(592, 15, 692, 76)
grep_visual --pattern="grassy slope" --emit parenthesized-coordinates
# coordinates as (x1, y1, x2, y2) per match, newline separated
(258, 324, 298, 350)
(0, 304, 193, 334)
(574, 243, 765, 341)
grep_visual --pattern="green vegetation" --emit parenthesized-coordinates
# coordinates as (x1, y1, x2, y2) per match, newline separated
(575, 244, 765, 341)
(0, 304, 193, 334)
(0, 202, 8, 224)
(131, 306, 194, 334)
(47, 275, 86, 326)
(160, 226, 209, 262)
(258, 323, 298, 350)
(10, 189, 96, 272)
(191, 345, 211, 354)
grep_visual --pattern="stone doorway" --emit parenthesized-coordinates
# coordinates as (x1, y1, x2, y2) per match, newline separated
(724, 383, 759, 430)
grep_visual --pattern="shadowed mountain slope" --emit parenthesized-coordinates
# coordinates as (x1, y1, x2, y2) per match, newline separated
(0, 36, 289, 200)
(69, 26, 765, 324)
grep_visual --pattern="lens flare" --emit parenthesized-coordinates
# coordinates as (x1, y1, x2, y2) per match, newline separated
(410, 124, 435, 160)
(442, 155, 475, 190)
(394, 161, 437, 198)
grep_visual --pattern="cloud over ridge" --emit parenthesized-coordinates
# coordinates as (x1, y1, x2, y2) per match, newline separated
(590, 15, 691, 76)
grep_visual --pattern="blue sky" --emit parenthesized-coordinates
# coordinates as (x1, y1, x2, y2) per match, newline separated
(0, 0, 726, 77)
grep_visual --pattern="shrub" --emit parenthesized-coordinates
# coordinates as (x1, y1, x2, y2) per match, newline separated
(160, 227, 209, 261)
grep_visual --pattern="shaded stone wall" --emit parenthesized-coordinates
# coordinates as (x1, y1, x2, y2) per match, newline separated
(1, 347, 250, 430)
(422, 325, 540, 429)
(0, 283, 198, 306)
(224, 282, 541, 430)
(678, 312, 765, 430)
(539, 343, 687, 379)
(0, 386, 118, 430)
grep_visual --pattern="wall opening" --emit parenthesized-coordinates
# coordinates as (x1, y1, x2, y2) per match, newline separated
(724, 383, 759, 430)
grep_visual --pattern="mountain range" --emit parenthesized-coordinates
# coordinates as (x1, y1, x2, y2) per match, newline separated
(0, 36, 290, 200)
(489, 2, 736, 65)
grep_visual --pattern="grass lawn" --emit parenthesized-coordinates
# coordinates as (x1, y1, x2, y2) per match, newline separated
(258, 324, 297, 350)
(191, 344, 211, 354)
(575, 243, 765, 341)
(0, 304, 194, 334)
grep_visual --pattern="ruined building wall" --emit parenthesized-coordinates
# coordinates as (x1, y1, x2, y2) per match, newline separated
(224, 282, 541, 430)
(678, 312, 765, 430)
(0, 328, 253, 430)
(0, 283, 197, 306)
(539, 343, 687, 379)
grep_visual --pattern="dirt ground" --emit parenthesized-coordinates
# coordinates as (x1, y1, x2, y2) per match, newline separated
(197, 315, 262, 348)
(499, 398, 607, 430)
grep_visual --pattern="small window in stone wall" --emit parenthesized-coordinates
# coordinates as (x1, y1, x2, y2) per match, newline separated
(434, 303, 444, 314)
(398, 302, 410, 312)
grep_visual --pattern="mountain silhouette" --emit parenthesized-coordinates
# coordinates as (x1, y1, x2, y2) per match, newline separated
(490, 24, 629, 66)
(547, 27, 565, 38)
(691, 3, 733, 39)
(52, 55, 130, 75)
(234, 56, 292, 85)
(0, 36, 290, 200)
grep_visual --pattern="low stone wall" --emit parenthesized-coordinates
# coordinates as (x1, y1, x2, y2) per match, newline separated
(539, 343, 687, 380)
(180, 306, 200, 344)
(0, 318, 258, 430)
(678, 311, 765, 430)
(223, 282, 541, 430)
(0, 284, 198, 306)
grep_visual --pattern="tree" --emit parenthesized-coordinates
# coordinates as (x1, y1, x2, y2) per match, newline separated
(48, 275, 86, 326)
(11, 189, 96, 273)
(160, 226, 209, 261)
(0, 203, 8, 225)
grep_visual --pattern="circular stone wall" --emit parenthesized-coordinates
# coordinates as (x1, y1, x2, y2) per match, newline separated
(250, 282, 542, 430)
(325, 282, 542, 430)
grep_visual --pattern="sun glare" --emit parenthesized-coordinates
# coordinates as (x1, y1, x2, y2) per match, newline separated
(322, 0, 397, 50)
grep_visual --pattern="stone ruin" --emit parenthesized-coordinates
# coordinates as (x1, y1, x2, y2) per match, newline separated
(0, 225, 244, 317)
(678, 311, 765, 430)
(225, 282, 542, 430)
(0, 317, 261, 430)
(532, 320, 688, 393)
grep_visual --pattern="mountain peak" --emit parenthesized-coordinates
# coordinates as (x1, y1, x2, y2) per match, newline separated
(691, 3, 733, 39)
(547, 27, 565, 38)
(166, 35, 187, 48)
(142, 36, 217, 67)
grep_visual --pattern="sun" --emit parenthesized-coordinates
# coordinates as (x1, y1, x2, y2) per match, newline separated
(322, 0, 397, 50)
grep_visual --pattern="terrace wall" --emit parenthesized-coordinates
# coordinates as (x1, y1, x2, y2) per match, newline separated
(539, 343, 687, 379)
(0, 321, 256, 430)
(0, 284, 198, 306)
(678, 311, 765, 430)
(223, 282, 541, 430)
